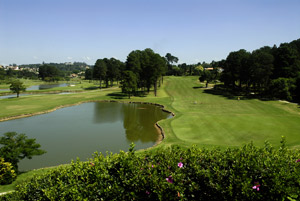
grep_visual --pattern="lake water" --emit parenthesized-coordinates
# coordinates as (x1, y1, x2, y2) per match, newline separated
(26, 83, 70, 90)
(0, 102, 171, 171)
(0, 83, 69, 92)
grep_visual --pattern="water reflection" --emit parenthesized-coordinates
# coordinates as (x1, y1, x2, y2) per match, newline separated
(122, 103, 164, 143)
(94, 102, 123, 123)
(0, 102, 171, 171)
(27, 83, 70, 90)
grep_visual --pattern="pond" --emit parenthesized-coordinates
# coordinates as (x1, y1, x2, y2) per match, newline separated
(26, 83, 70, 90)
(0, 102, 172, 171)
(0, 92, 73, 99)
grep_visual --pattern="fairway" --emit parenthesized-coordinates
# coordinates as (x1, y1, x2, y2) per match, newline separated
(161, 76, 300, 148)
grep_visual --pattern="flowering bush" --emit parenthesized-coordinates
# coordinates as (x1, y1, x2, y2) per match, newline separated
(0, 158, 16, 185)
(1, 139, 300, 201)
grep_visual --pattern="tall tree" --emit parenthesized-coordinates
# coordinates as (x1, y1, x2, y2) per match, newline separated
(165, 53, 179, 75)
(93, 59, 107, 89)
(222, 49, 251, 88)
(250, 49, 274, 93)
(84, 68, 93, 80)
(106, 58, 122, 87)
(273, 44, 300, 78)
(165, 53, 179, 64)
(120, 71, 137, 98)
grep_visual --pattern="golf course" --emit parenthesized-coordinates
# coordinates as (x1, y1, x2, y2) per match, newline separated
(1, 76, 300, 150)
(1, 76, 300, 199)
(0, 76, 300, 148)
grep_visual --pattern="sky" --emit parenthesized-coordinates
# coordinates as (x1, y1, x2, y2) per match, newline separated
(0, 0, 300, 66)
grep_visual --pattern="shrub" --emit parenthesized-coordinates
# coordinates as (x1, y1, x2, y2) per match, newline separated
(0, 158, 16, 185)
(1, 140, 300, 201)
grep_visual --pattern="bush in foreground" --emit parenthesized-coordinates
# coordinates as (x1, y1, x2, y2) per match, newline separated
(0, 158, 16, 185)
(1, 139, 300, 201)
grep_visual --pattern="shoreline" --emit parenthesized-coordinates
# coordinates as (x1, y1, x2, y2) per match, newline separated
(0, 99, 175, 147)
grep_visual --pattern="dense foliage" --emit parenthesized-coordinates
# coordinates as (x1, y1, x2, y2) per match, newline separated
(0, 132, 46, 173)
(124, 48, 167, 96)
(0, 158, 16, 185)
(91, 48, 167, 97)
(2, 139, 299, 200)
(38, 65, 61, 81)
(220, 38, 300, 102)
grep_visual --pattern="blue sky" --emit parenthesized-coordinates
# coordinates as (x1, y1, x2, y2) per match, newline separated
(0, 0, 300, 65)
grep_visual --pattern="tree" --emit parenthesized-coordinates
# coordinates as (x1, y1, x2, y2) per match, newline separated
(93, 59, 107, 89)
(9, 80, 26, 97)
(222, 49, 251, 88)
(250, 49, 274, 93)
(273, 44, 300, 79)
(199, 70, 213, 88)
(120, 71, 137, 98)
(0, 68, 6, 80)
(106, 58, 122, 87)
(85, 68, 93, 80)
(269, 78, 295, 101)
(165, 53, 179, 75)
(38, 65, 60, 81)
(165, 53, 179, 64)
(0, 132, 46, 172)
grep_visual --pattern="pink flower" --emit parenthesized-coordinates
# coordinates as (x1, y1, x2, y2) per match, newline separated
(146, 190, 150, 195)
(252, 182, 260, 191)
(296, 159, 300, 163)
(178, 162, 183, 168)
(166, 176, 174, 184)
(90, 162, 94, 167)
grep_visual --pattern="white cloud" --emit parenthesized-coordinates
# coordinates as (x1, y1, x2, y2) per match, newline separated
(67, 57, 73, 60)
(33, 56, 39, 59)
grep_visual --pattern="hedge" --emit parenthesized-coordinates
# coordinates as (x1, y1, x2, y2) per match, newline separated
(1, 138, 300, 201)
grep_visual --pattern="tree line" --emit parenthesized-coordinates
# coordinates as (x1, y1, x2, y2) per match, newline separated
(88, 48, 167, 98)
(219, 38, 300, 101)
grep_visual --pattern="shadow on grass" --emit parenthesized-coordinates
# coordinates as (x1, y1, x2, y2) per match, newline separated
(202, 85, 300, 104)
(106, 91, 147, 99)
(84, 86, 99, 90)
(106, 92, 128, 99)
(192, 86, 205, 89)
(202, 85, 264, 101)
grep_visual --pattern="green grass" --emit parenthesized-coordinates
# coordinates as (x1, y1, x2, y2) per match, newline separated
(1, 76, 300, 193)
(158, 76, 300, 149)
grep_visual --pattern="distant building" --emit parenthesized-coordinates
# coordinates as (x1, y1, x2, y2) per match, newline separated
(7, 66, 19, 70)
(65, 62, 74, 65)
(70, 73, 78, 78)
